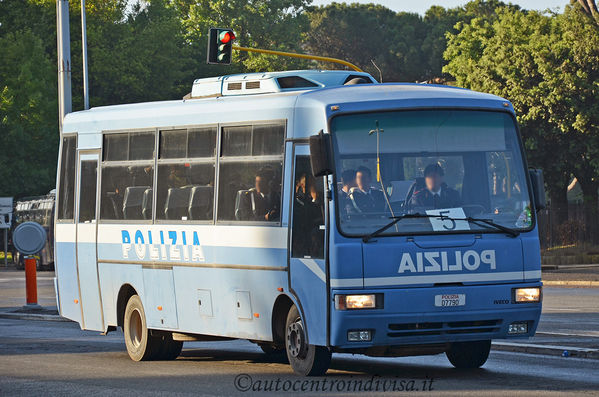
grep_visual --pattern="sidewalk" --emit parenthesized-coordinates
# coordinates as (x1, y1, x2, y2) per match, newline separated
(0, 266, 62, 321)
(542, 264, 599, 287)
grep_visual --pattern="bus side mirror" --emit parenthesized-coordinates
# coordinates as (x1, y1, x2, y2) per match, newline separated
(529, 169, 546, 211)
(309, 130, 334, 177)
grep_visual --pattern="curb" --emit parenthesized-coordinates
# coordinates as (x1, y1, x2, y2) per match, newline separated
(492, 341, 599, 359)
(542, 264, 599, 270)
(543, 280, 599, 287)
(0, 311, 71, 322)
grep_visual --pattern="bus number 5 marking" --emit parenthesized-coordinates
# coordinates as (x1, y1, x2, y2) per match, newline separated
(439, 210, 456, 230)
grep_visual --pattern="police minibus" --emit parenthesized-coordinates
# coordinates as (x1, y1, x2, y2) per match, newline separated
(54, 70, 544, 375)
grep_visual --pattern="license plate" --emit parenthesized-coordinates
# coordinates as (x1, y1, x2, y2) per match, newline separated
(435, 294, 466, 307)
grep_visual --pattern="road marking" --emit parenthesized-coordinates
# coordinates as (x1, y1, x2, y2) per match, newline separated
(0, 277, 55, 282)
(493, 341, 599, 353)
(537, 331, 599, 337)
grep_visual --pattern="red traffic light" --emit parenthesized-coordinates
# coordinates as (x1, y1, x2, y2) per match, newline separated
(219, 31, 235, 44)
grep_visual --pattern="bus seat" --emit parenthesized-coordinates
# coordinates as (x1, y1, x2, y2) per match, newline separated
(123, 186, 151, 220)
(189, 185, 213, 220)
(389, 180, 414, 203)
(234, 189, 251, 221)
(105, 192, 122, 219)
(164, 187, 192, 220)
(404, 177, 425, 207)
(142, 188, 153, 220)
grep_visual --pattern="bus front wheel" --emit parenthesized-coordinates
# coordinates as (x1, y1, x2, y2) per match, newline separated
(445, 340, 491, 369)
(123, 294, 161, 361)
(285, 304, 331, 376)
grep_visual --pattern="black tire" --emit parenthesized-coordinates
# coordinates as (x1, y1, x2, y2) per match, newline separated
(285, 304, 331, 376)
(446, 340, 491, 369)
(258, 343, 287, 362)
(154, 333, 183, 361)
(123, 294, 161, 361)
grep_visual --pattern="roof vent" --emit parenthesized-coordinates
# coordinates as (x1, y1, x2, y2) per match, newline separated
(277, 76, 318, 89)
(344, 75, 373, 85)
(245, 81, 261, 89)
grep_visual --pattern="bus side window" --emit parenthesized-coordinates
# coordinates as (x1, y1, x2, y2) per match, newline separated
(292, 156, 324, 259)
(100, 131, 155, 221)
(100, 165, 154, 220)
(57, 135, 76, 220)
(156, 127, 216, 221)
(78, 160, 97, 223)
(217, 123, 285, 223)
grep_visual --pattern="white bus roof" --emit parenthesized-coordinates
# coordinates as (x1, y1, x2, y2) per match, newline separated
(62, 70, 511, 141)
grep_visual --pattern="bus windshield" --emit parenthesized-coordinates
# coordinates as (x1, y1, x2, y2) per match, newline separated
(331, 109, 533, 237)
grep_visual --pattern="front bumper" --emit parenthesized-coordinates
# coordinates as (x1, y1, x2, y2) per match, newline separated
(330, 282, 542, 349)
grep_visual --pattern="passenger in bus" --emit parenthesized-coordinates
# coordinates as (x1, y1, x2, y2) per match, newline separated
(338, 169, 356, 216)
(295, 173, 309, 204)
(308, 183, 324, 257)
(409, 163, 461, 209)
(167, 165, 187, 188)
(293, 173, 324, 257)
(349, 166, 386, 213)
(238, 170, 280, 221)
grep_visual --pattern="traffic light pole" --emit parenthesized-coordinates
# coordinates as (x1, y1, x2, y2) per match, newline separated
(231, 45, 364, 72)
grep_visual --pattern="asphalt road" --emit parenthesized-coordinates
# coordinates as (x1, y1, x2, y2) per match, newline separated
(0, 269, 598, 396)
(1, 317, 598, 396)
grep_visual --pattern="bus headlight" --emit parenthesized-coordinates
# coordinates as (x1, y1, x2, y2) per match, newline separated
(513, 287, 541, 303)
(335, 294, 377, 310)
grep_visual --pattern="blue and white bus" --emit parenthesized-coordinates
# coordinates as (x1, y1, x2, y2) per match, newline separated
(54, 70, 545, 375)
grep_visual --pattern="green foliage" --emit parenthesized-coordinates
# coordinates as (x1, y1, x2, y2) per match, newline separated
(444, 2, 599, 241)
(304, 3, 429, 82)
(181, 0, 312, 72)
(0, 30, 58, 196)
(1, 0, 598, 208)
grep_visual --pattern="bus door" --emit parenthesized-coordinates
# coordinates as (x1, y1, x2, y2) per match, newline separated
(75, 151, 104, 331)
(288, 145, 328, 346)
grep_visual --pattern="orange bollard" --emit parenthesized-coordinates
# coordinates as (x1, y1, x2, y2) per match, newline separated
(24, 256, 38, 306)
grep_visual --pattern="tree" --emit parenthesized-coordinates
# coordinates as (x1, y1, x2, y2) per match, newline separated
(181, 0, 312, 73)
(0, 30, 58, 196)
(421, 6, 463, 80)
(574, 0, 599, 23)
(304, 3, 427, 82)
(538, 3, 599, 242)
(444, 3, 599, 243)
(443, 7, 573, 233)
(74, 0, 191, 106)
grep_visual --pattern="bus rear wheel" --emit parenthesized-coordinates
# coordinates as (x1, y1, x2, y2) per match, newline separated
(285, 304, 331, 376)
(259, 343, 285, 356)
(154, 332, 183, 361)
(123, 294, 160, 361)
(446, 340, 491, 369)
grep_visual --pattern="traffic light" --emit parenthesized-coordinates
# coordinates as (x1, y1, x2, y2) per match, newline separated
(207, 28, 236, 65)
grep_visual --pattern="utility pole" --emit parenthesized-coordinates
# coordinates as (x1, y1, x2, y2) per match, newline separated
(56, 0, 72, 132)
(81, 0, 89, 110)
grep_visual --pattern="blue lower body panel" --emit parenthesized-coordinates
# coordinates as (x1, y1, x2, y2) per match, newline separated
(330, 282, 542, 350)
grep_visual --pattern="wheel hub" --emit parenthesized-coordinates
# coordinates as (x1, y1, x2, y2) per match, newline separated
(287, 320, 307, 359)
(129, 309, 143, 348)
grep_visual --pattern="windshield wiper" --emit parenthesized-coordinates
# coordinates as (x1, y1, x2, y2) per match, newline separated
(362, 213, 520, 243)
(362, 213, 440, 243)
(457, 216, 520, 238)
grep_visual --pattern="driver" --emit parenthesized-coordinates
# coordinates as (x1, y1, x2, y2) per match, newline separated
(409, 163, 461, 209)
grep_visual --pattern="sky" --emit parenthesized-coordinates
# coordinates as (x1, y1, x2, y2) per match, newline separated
(310, 0, 566, 14)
